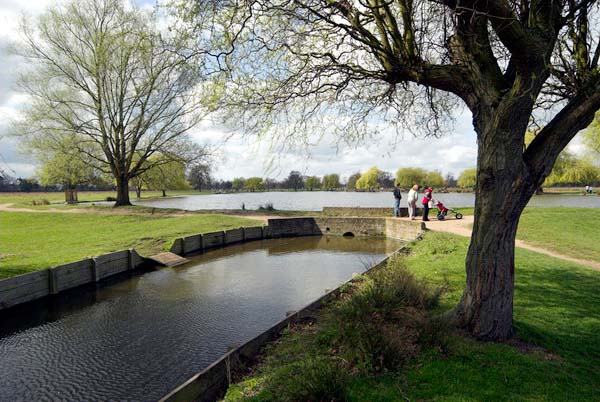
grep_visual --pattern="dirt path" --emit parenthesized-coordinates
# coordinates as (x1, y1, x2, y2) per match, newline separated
(0, 203, 102, 214)
(0, 203, 277, 222)
(417, 215, 600, 271)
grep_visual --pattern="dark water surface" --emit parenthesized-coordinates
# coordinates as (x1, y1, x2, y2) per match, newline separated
(0, 236, 402, 401)
(134, 191, 600, 211)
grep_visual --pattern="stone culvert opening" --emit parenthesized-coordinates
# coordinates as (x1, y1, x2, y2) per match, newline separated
(342, 232, 355, 237)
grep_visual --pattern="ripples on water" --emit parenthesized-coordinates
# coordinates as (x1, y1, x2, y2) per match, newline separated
(0, 236, 402, 401)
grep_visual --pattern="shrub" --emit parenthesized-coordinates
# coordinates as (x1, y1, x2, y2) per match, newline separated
(31, 199, 50, 206)
(330, 258, 448, 372)
(261, 357, 349, 402)
(258, 202, 275, 211)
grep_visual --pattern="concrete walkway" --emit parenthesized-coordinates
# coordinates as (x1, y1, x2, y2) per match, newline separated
(414, 215, 600, 271)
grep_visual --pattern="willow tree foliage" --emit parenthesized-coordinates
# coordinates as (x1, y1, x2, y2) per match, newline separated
(13, 0, 206, 206)
(356, 166, 382, 189)
(322, 173, 341, 189)
(37, 140, 102, 202)
(305, 176, 322, 190)
(175, 0, 600, 339)
(457, 168, 477, 188)
(583, 113, 600, 160)
(395, 168, 428, 188)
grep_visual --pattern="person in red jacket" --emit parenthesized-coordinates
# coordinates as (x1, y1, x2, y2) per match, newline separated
(422, 185, 433, 221)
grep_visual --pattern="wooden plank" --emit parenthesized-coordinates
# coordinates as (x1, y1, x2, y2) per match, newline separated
(149, 252, 189, 267)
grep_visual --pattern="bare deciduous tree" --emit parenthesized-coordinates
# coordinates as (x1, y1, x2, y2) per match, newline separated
(14, 0, 207, 206)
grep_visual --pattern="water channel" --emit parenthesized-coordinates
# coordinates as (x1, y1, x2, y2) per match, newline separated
(134, 191, 600, 211)
(0, 236, 402, 401)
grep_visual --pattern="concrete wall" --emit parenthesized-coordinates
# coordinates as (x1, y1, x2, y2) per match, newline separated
(160, 246, 408, 402)
(267, 217, 423, 241)
(267, 217, 322, 237)
(0, 249, 147, 312)
(315, 217, 387, 237)
(323, 206, 409, 217)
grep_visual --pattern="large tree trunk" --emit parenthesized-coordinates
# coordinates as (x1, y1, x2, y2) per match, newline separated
(115, 176, 132, 206)
(455, 108, 537, 340)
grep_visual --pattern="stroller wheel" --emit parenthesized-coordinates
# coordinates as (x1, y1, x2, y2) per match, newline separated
(455, 213, 463, 220)
(437, 214, 445, 220)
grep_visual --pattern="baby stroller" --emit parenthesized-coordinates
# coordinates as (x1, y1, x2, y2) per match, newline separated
(434, 200, 463, 220)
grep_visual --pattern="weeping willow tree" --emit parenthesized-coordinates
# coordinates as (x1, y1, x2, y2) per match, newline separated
(173, 0, 600, 340)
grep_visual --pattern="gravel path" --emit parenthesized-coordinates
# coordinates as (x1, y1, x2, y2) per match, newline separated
(419, 215, 600, 271)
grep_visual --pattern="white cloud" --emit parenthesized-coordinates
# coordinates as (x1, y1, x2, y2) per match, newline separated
(0, 0, 588, 182)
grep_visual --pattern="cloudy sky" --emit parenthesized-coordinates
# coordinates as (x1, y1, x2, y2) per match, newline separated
(0, 0, 584, 182)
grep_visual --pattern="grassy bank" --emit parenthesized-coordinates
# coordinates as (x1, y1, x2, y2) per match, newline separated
(224, 232, 600, 401)
(0, 211, 259, 279)
(518, 207, 600, 261)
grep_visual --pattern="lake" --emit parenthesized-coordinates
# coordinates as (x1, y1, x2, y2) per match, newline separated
(135, 191, 600, 211)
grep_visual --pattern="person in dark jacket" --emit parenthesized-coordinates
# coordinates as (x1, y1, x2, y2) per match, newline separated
(422, 185, 432, 221)
(393, 184, 402, 217)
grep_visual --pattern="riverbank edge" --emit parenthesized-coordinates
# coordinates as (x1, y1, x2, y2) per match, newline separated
(0, 216, 423, 311)
(159, 243, 413, 402)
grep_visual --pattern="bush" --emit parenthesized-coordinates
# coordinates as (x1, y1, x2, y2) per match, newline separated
(258, 202, 275, 211)
(330, 258, 448, 373)
(31, 199, 50, 206)
(261, 357, 349, 402)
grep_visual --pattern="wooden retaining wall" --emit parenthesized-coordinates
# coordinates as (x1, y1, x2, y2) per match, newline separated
(0, 249, 145, 311)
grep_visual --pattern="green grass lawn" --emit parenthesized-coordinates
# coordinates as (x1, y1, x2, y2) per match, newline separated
(517, 207, 600, 261)
(0, 190, 209, 207)
(0, 211, 259, 279)
(224, 232, 600, 401)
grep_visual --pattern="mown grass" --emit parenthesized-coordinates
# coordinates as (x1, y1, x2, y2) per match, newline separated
(517, 207, 600, 261)
(0, 211, 259, 278)
(224, 232, 600, 401)
(0, 190, 208, 207)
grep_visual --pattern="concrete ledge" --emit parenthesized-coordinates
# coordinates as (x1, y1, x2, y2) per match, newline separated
(160, 246, 407, 402)
(267, 217, 423, 241)
(323, 206, 409, 217)
(268, 217, 322, 237)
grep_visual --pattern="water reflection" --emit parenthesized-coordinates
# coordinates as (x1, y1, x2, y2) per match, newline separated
(0, 236, 402, 402)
